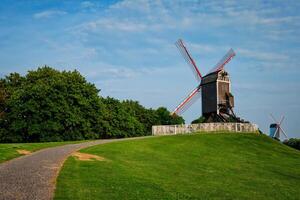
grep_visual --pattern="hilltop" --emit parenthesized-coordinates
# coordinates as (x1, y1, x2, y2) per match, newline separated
(55, 133, 300, 200)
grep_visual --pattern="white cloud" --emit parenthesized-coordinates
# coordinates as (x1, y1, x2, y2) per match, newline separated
(109, 0, 151, 13)
(33, 10, 67, 19)
(83, 63, 168, 80)
(189, 43, 219, 53)
(237, 48, 289, 62)
(61, 0, 300, 76)
(81, 1, 95, 9)
(79, 18, 149, 32)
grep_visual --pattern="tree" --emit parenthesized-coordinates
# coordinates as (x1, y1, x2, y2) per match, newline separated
(0, 82, 7, 117)
(191, 116, 206, 124)
(101, 97, 145, 138)
(155, 107, 185, 125)
(1, 66, 106, 142)
(122, 100, 159, 134)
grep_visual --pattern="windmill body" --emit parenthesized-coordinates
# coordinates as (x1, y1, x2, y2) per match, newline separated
(269, 123, 280, 138)
(201, 70, 235, 122)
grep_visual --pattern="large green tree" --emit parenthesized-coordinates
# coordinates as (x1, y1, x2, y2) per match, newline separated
(0, 67, 106, 142)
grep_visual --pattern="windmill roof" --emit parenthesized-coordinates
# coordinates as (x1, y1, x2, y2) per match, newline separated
(203, 69, 223, 78)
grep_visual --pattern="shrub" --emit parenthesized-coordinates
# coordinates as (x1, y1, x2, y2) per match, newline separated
(191, 116, 206, 124)
(283, 138, 300, 150)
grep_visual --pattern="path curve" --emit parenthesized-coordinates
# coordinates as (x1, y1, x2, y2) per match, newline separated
(0, 137, 146, 200)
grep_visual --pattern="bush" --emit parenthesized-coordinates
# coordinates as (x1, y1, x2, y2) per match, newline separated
(191, 116, 206, 124)
(283, 138, 300, 150)
(155, 107, 185, 125)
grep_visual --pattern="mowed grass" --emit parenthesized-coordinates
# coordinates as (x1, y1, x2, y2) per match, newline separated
(55, 133, 300, 200)
(0, 140, 86, 163)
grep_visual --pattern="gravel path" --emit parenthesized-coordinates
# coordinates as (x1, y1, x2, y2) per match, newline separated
(0, 137, 147, 200)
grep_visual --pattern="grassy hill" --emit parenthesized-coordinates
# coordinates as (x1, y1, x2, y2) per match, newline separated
(54, 133, 300, 200)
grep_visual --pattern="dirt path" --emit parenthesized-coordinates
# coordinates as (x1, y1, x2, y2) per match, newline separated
(0, 137, 147, 200)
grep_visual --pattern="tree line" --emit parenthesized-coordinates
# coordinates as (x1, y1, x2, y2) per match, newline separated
(0, 67, 184, 142)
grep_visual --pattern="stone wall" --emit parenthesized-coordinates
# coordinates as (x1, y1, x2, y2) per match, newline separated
(152, 123, 258, 136)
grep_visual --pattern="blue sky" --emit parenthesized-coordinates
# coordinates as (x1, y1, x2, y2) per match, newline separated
(0, 0, 299, 138)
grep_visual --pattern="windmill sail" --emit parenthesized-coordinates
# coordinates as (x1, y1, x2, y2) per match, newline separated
(175, 39, 203, 82)
(208, 48, 236, 74)
(172, 86, 202, 115)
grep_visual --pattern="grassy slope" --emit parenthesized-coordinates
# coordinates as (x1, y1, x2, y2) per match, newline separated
(0, 140, 85, 163)
(55, 133, 300, 200)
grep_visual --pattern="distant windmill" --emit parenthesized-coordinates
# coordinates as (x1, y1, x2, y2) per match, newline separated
(269, 114, 288, 140)
(172, 39, 242, 122)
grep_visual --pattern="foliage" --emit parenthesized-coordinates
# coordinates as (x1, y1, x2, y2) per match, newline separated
(155, 107, 184, 125)
(100, 97, 145, 138)
(0, 82, 7, 118)
(99, 99, 183, 138)
(122, 100, 159, 134)
(283, 138, 300, 150)
(55, 133, 300, 200)
(191, 116, 206, 124)
(0, 66, 183, 142)
(0, 67, 107, 142)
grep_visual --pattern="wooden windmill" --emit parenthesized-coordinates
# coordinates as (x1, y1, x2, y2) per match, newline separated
(172, 39, 242, 122)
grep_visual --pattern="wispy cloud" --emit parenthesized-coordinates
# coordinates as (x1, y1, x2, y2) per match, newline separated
(84, 64, 168, 80)
(75, 18, 149, 32)
(189, 43, 219, 54)
(237, 48, 289, 62)
(33, 10, 67, 19)
(81, 1, 95, 9)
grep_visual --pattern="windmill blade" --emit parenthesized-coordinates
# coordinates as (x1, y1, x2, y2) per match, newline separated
(270, 113, 278, 123)
(175, 39, 203, 82)
(279, 126, 288, 139)
(208, 48, 236, 74)
(172, 86, 202, 115)
(279, 116, 285, 126)
(275, 126, 280, 139)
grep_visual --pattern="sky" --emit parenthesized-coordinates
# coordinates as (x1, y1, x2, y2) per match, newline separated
(0, 0, 299, 138)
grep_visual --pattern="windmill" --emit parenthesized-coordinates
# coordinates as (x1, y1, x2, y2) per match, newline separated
(172, 39, 242, 122)
(269, 114, 288, 140)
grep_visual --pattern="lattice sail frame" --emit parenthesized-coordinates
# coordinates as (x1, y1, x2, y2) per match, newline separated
(208, 48, 236, 74)
(175, 39, 202, 82)
(172, 86, 202, 115)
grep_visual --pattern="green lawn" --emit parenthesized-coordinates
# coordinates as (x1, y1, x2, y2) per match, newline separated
(0, 140, 86, 163)
(54, 133, 300, 200)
